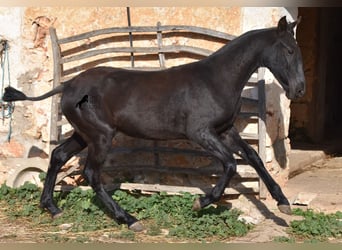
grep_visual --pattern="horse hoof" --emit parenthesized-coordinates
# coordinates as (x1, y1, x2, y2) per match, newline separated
(52, 211, 64, 219)
(278, 204, 292, 215)
(192, 198, 201, 211)
(129, 221, 144, 232)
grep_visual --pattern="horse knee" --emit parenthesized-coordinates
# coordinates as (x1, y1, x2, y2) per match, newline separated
(50, 146, 70, 168)
(83, 166, 95, 184)
(226, 162, 237, 174)
(83, 163, 103, 191)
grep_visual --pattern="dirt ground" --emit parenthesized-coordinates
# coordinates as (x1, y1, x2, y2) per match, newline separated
(0, 153, 341, 243)
(232, 155, 342, 243)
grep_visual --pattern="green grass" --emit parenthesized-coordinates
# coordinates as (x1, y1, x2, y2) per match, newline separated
(113, 189, 251, 239)
(0, 182, 252, 242)
(2, 183, 342, 243)
(289, 208, 342, 242)
(273, 208, 342, 243)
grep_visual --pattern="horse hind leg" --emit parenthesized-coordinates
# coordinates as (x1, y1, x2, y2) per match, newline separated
(40, 132, 87, 217)
(82, 132, 144, 232)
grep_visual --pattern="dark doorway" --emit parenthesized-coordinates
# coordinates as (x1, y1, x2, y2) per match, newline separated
(321, 8, 342, 141)
(290, 8, 342, 153)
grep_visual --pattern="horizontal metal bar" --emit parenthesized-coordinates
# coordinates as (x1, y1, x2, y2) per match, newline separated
(55, 25, 236, 44)
(61, 45, 213, 64)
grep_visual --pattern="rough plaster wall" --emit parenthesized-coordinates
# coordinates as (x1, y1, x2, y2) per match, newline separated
(0, 7, 56, 159)
(127, 7, 241, 68)
(0, 7, 28, 158)
(130, 7, 241, 33)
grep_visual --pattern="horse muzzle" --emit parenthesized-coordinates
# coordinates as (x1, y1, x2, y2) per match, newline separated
(294, 81, 306, 99)
(287, 81, 305, 100)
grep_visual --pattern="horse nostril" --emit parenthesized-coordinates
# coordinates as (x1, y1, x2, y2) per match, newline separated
(297, 89, 305, 98)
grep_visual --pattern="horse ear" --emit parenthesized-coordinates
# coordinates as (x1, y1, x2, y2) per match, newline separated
(277, 16, 288, 34)
(288, 16, 302, 31)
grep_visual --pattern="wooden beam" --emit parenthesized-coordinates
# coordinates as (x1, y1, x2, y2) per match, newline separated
(55, 181, 259, 195)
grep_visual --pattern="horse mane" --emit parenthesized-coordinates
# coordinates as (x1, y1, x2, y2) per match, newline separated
(209, 27, 276, 58)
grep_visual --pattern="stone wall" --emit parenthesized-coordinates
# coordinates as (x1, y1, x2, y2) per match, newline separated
(0, 7, 296, 192)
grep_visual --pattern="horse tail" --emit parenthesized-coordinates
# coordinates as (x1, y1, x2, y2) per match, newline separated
(2, 84, 65, 102)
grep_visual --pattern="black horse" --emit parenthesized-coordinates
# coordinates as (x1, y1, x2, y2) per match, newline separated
(3, 16, 305, 231)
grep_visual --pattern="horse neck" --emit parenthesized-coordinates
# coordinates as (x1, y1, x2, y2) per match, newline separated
(207, 28, 275, 94)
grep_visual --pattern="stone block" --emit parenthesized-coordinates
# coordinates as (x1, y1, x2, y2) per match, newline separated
(0, 139, 25, 158)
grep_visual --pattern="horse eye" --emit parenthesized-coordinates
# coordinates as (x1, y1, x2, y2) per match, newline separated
(288, 49, 294, 55)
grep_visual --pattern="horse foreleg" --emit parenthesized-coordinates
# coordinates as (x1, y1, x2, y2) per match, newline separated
(40, 132, 87, 217)
(223, 127, 292, 215)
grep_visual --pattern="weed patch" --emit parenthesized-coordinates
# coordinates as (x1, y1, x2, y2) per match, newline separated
(274, 208, 342, 243)
(0, 183, 252, 242)
(288, 208, 342, 242)
(113, 190, 252, 239)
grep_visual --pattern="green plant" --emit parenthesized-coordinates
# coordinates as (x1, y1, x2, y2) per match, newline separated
(147, 224, 162, 236)
(0, 182, 43, 219)
(52, 187, 118, 232)
(273, 236, 296, 243)
(0, 183, 252, 241)
(112, 190, 252, 239)
(118, 230, 136, 241)
(289, 208, 342, 241)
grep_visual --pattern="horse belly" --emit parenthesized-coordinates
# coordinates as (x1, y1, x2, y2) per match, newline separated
(113, 105, 187, 140)
(116, 118, 187, 140)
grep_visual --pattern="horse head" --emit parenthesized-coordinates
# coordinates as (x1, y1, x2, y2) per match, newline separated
(262, 16, 306, 99)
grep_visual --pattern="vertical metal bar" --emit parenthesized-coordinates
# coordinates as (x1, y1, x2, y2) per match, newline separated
(49, 27, 63, 154)
(156, 21, 166, 68)
(126, 7, 134, 68)
(154, 22, 163, 169)
(257, 67, 267, 199)
(0, 40, 7, 121)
